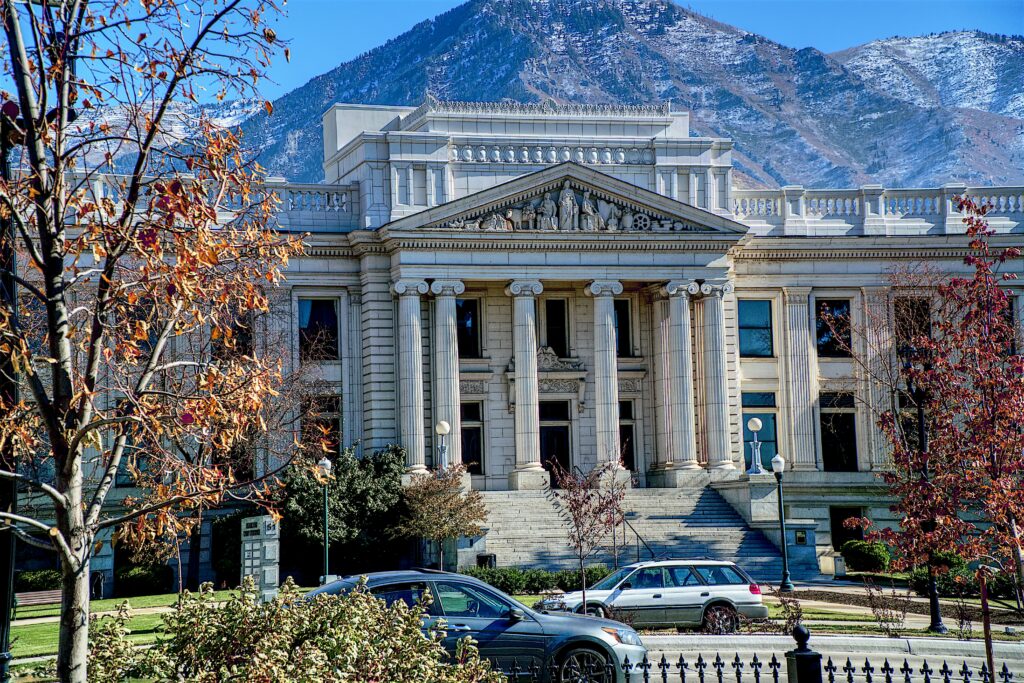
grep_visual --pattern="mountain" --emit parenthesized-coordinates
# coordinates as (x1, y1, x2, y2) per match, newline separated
(239, 0, 1024, 188)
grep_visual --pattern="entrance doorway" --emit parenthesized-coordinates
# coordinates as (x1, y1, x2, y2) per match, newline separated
(539, 400, 572, 482)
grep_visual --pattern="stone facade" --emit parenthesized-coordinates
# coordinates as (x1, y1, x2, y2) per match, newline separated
(279, 97, 1024, 573)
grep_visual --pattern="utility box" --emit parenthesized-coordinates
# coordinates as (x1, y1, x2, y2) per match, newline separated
(241, 515, 280, 602)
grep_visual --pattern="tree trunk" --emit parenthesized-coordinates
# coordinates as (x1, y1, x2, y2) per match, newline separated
(580, 558, 587, 613)
(1009, 517, 1024, 611)
(57, 554, 90, 683)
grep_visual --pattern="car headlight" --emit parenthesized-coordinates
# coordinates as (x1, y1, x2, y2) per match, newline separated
(602, 627, 643, 647)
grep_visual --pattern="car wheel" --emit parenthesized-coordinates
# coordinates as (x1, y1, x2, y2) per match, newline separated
(702, 604, 739, 634)
(581, 604, 607, 619)
(559, 647, 611, 683)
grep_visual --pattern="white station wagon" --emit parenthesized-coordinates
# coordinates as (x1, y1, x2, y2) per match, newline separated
(537, 560, 769, 632)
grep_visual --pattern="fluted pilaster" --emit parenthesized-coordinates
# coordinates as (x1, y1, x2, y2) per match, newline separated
(700, 281, 734, 469)
(393, 279, 429, 472)
(431, 279, 465, 469)
(506, 280, 547, 489)
(586, 280, 624, 468)
(651, 296, 672, 468)
(782, 287, 818, 469)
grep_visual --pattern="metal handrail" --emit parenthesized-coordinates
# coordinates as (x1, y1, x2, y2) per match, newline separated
(621, 515, 657, 562)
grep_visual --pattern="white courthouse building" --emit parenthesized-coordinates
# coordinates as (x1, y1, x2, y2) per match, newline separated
(266, 96, 1024, 575)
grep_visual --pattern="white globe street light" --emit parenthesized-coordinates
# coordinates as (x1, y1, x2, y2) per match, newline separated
(317, 456, 332, 585)
(745, 417, 766, 475)
(435, 420, 451, 469)
(771, 453, 794, 592)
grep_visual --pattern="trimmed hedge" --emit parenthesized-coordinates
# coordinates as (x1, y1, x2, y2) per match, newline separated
(15, 569, 61, 592)
(115, 563, 173, 597)
(840, 540, 891, 573)
(462, 565, 612, 594)
(907, 553, 1017, 599)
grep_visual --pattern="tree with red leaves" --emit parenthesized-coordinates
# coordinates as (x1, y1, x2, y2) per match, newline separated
(860, 198, 1024, 607)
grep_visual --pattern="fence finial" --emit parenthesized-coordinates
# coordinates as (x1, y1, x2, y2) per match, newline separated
(786, 626, 823, 683)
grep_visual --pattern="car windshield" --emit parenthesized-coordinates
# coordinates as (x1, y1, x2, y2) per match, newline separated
(590, 567, 635, 591)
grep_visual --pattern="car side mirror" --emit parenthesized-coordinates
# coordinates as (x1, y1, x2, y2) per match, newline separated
(619, 582, 632, 590)
(508, 608, 525, 623)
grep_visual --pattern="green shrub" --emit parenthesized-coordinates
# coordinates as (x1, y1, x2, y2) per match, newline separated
(15, 569, 61, 592)
(115, 563, 173, 597)
(909, 565, 1017, 600)
(89, 578, 504, 683)
(841, 540, 891, 573)
(461, 565, 611, 594)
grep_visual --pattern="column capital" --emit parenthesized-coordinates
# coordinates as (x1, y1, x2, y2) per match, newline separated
(430, 279, 465, 297)
(392, 279, 428, 296)
(663, 280, 697, 299)
(585, 280, 623, 298)
(505, 280, 543, 297)
(782, 286, 813, 302)
(697, 281, 734, 298)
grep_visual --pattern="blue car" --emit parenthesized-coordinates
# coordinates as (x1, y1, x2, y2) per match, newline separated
(307, 569, 647, 682)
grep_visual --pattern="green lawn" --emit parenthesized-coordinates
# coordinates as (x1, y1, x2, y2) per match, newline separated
(11, 613, 166, 659)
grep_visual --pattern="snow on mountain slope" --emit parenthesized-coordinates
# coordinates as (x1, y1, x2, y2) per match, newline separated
(234, 0, 1023, 188)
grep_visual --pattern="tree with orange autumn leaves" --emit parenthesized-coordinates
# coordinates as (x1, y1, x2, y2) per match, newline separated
(838, 198, 1024, 606)
(0, 1, 312, 680)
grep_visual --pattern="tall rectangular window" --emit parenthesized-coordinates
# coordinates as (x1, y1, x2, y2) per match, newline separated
(894, 297, 931, 359)
(741, 392, 778, 470)
(816, 299, 852, 357)
(619, 401, 636, 472)
(456, 299, 481, 359)
(544, 299, 569, 358)
(829, 506, 865, 551)
(738, 300, 773, 358)
(613, 299, 632, 358)
(695, 173, 707, 209)
(301, 396, 342, 458)
(820, 392, 858, 472)
(460, 402, 484, 475)
(298, 298, 339, 362)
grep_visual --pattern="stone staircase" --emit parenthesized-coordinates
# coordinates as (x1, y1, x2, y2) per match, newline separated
(478, 485, 814, 581)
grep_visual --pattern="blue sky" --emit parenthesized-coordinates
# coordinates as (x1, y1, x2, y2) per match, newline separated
(262, 0, 1023, 99)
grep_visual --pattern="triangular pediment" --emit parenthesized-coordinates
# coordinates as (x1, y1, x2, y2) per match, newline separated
(384, 163, 749, 235)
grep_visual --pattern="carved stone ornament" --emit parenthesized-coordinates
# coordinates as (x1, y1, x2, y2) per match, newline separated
(536, 347, 585, 371)
(391, 279, 428, 296)
(434, 179, 702, 234)
(618, 378, 643, 393)
(460, 379, 488, 394)
(540, 378, 581, 394)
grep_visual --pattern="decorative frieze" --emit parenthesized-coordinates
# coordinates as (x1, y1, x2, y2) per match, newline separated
(448, 143, 656, 167)
(439, 180, 700, 233)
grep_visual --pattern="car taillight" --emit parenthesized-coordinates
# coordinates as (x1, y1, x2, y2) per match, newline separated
(749, 583, 761, 595)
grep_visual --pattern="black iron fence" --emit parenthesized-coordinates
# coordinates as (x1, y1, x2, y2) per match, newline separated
(493, 627, 1018, 683)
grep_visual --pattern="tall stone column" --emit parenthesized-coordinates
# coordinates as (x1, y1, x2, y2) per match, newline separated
(431, 280, 465, 469)
(665, 282, 700, 470)
(506, 280, 548, 490)
(700, 281, 735, 470)
(782, 287, 819, 469)
(393, 279, 428, 473)
(651, 296, 672, 469)
(586, 280, 625, 470)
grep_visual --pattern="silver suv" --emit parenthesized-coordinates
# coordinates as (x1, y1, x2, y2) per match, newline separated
(537, 560, 769, 632)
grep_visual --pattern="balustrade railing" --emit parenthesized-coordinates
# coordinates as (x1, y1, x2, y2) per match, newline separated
(732, 185, 1024, 236)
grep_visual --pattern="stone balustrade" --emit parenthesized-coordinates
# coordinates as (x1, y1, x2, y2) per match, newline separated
(733, 184, 1024, 236)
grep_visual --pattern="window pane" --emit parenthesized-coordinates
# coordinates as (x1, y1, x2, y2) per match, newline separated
(665, 566, 702, 587)
(816, 299, 852, 357)
(460, 402, 482, 422)
(741, 392, 776, 408)
(370, 582, 436, 613)
(456, 299, 481, 359)
(461, 426, 483, 475)
(695, 566, 746, 586)
(894, 298, 931, 358)
(629, 568, 664, 589)
(545, 299, 569, 358)
(829, 506, 865, 551)
(539, 401, 570, 422)
(821, 412, 858, 472)
(738, 300, 773, 358)
(618, 401, 634, 420)
(742, 412, 778, 470)
(299, 299, 339, 361)
(433, 582, 508, 619)
(302, 397, 341, 457)
(619, 424, 635, 471)
(613, 299, 631, 358)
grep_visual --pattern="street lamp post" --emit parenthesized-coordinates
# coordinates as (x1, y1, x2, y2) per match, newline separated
(746, 417, 765, 476)
(434, 420, 451, 470)
(771, 454, 795, 593)
(317, 457, 332, 585)
(907, 370, 948, 634)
